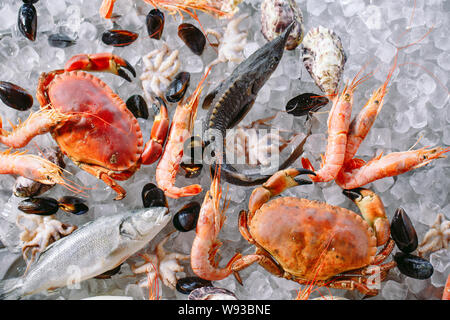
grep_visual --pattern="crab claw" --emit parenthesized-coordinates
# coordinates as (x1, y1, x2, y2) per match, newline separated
(342, 188, 364, 201)
(343, 188, 390, 247)
(64, 53, 136, 82)
(248, 168, 315, 215)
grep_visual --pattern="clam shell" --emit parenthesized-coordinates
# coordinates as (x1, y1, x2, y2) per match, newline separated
(260, 0, 304, 50)
(302, 26, 347, 95)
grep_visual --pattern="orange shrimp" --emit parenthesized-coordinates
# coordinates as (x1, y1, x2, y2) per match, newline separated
(99, 0, 234, 19)
(443, 274, 450, 300)
(155, 70, 209, 199)
(0, 107, 72, 149)
(336, 147, 450, 190)
(343, 54, 398, 165)
(301, 68, 373, 182)
(0, 149, 82, 195)
(190, 166, 241, 281)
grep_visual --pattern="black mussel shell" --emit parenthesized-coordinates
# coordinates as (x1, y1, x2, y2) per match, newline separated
(176, 277, 213, 294)
(146, 9, 164, 40)
(173, 202, 200, 232)
(126, 95, 149, 119)
(178, 23, 206, 56)
(94, 264, 122, 279)
(188, 287, 238, 300)
(394, 252, 434, 280)
(180, 163, 203, 178)
(58, 196, 89, 215)
(0, 81, 33, 111)
(142, 183, 167, 208)
(285, 93, 329, 117)
(47, 33, 76, 48)
(18, 3, 37, 41)
(391, 208, 418, 253)
(101, 30, 138, 47)
(180, 135, 203, 178)
(18, 197, 59, 216)
(165, 72, 190, 103)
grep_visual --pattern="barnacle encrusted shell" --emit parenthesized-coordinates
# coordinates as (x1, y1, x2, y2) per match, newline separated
(302, 26, 347, 95)
(260, 0, 304, 50)
(188, 287, 238, 300)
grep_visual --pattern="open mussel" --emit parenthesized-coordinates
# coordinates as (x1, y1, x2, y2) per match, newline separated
(391, 208, 418, 254)
(188, 287, 238, 300)
(47, 34, 76, 48)
(146, 9, 164, 40)
(178, 23, 206, 56)
(18, 197, 59, 216)
(101, 30, 138, 47)
(285, 93, 329, 117)
(126, 95, 149, 119)
(0, 81, 33, 111)
(18, 3, 37, 41)
(165, 72, 190, 103)
(180, 135, 204, 178)
(173, 202, 200, 232)
(142, 183, 167, 208)
(58, 196, 89, 215)
(394, 252, 434, 280)
(176, 277, 212, 294)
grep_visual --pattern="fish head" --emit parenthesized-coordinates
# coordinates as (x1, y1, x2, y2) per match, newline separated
(241, 22, 294, 94)
(119, 207, 169, 241)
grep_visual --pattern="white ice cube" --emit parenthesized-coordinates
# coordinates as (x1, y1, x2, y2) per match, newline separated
(183, 54, 203, 74)
(382, 280, 408, 300)
(307, 0, 327, 16)
(359, 5, 384, 30)
(79, 22, 98, 41)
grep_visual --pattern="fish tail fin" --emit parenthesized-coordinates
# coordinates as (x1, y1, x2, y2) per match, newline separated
(0, 278, 23, 300)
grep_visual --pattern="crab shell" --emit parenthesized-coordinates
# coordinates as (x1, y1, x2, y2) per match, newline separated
(37, 70, 143, 176)
(247, 197, 378, 280)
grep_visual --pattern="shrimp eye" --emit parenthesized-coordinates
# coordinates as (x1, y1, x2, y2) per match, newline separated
(374, 100, 379, 104)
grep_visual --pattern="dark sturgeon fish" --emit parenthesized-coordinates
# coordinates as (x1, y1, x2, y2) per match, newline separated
(204, 22, 308, 185)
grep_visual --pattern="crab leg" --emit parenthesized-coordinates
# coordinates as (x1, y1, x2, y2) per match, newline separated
(78, 163, 127, 201)
(336, 147, 450, 190)
(141, 98, 170, 165)
(65, 53, 136, 82)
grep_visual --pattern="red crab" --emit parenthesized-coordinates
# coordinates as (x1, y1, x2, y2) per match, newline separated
(0, 53, 169, 200)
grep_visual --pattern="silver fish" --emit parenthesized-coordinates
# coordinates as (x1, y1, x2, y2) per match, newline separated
(0, 207, 169, 299)
(302, 26, 347, 95)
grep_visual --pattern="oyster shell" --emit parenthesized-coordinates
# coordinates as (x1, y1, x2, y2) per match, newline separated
(260, 0, 304, 50)
(188, 286, 238, 300)
(302, 26, 347, 95)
